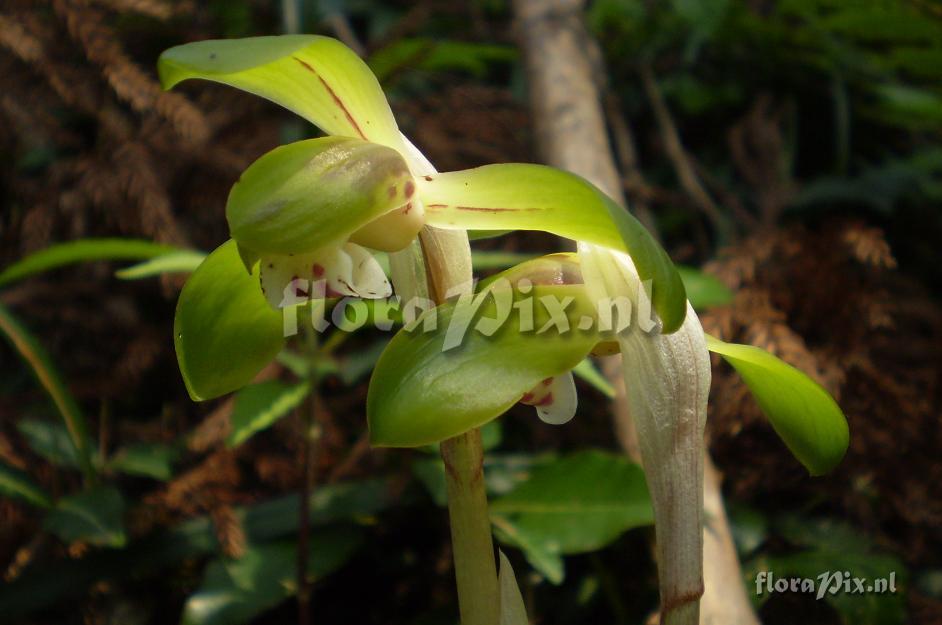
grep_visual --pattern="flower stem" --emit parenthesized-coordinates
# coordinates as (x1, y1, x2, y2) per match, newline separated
(440, 429, 500, 625)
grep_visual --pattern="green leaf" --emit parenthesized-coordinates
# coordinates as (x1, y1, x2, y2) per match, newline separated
(420, 164, 687, 332)
(677, 265, 733, 309)
(498, 551, 530, 625)
(0, 305, 96, 481)
(367, 284, 606, 447)
(368, 38, 516, 81)
(107, 443, 180, 481)
(181, 528, 362, 625)
(17, 418, 96, 469)
(227, 136, 415, 255)
(115, 250, 207, 279)
(226, 380, 311, 447)
(0, 238, 179, 288)
(158, 35, 404, 152)
(174, 241, 285, 401)
(471, 250, 539, 271)
(43, 486, 126, 548)
(0, 461, 53, 508)
(490, 450, 652, 585)
(571, 358, 615, 399)
(706, 334, 849, 475)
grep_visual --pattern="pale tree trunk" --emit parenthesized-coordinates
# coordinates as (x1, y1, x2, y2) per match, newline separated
(510, 1, 759, 623)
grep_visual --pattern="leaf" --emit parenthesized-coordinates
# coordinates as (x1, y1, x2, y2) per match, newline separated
(115, 250, 207, 279)
(490, 451, 653, 583)
(367, 284, 606, 447)
(43, 486, 126, 548)
(174, 241, 285, 401)
(0, 461, 53, 508)
(368, 38, 516, 80)
(0, 305, 96, 481)
(226, 380, 311, 448)
(107, 443, 180, 481)
(226, 136, 415, 255)
(420, 164, 687, 332)
(17, 418, 94, 469)
(677, 265, 733, 309)
(498, 551, 530, 625)
(571, 358, 615, 399)
(158, 35, 404, 152)
(471, 250, 540, 271)
(706, 334, 849, 475)
(0, 238, 179, 288)
(181, 528, 362, 625)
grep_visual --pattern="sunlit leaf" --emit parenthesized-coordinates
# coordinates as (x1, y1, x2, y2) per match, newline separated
(43, 486, 126, 548)
(226, 380, 311, 447)
(0, 239, 178, 288)
(0, 461, 52, 508)
(706, 334, 849, 475)
(571, 358, 615, 398)
(159, 35, 404, 151)
(174, 241, 284, 401)
(115, 250, 207, 280)
(420, 164, 687, 332)
(227, 136, 416, 255)
(677, 265, 733, 309)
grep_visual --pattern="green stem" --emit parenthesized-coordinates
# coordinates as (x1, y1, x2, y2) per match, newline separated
(440, 429, 500, 625)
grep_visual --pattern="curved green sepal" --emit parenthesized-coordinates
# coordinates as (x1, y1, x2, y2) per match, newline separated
(227, 136, 414, 255)
(420, 164, 686, 332)
(158, 35, 403, 151)
(367, 284, 606, 447)
(174, 241, 284, 401)
(706, 334, 849, 475)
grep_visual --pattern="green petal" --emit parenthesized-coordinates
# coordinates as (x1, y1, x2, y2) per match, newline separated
(175, 241, 284, 401)
(706, 335, 849, 475)
(227, 137, 415, 255)
(367, 284, 606, 447)
(420, 164, 687, 332)
(158, 35, 403, 151)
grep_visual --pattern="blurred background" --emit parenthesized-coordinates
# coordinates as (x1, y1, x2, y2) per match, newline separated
(1, 1, 940, 624)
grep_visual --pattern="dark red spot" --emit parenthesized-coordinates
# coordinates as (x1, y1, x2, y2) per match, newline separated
(535, 393, 554, 407)
(404, 180, 415, 198)
(293, 56, 367, 140)
(520, 392, 535, 404)
(456, 206, 541, 213)
(296, 287, 309, 297)
(542, 378, 553, 386)
(423, 175, 433, 181)
(312, 263, 324, 278)
(426, 203, 447, 209)
(402, 201, 412, 214)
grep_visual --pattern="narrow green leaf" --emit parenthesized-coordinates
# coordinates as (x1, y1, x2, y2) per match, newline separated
(677, 265, 733, 310)
(226, 137, 414, 255)
(490, 450, 653, 562)
(0, 238, 179, 288)
(0, 461, 53, 508)
(706, 334, 849, 475)
(471, 250, 539, 271)
(115, 250, 207, 280)
(498, 551, 530, 625)
(159, 35, 404, 152)
(107, 443, 180, 481)
(0, 304, 96, 481)
(43, 486, 126, 548)
(17, 418, 96, 469)
(181, 529, 362, 625)
(420, 164, 687, 332)
(571, 358, 615, 398)
(367, 284, 606, 447)
(174, 241, 285, 401)
(226, 380, 311, 447)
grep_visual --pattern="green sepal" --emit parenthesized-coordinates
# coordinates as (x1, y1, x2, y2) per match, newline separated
(174, 241, 285, 401)
(158, 35, 404, 152)
(420, 164, 687, 332)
